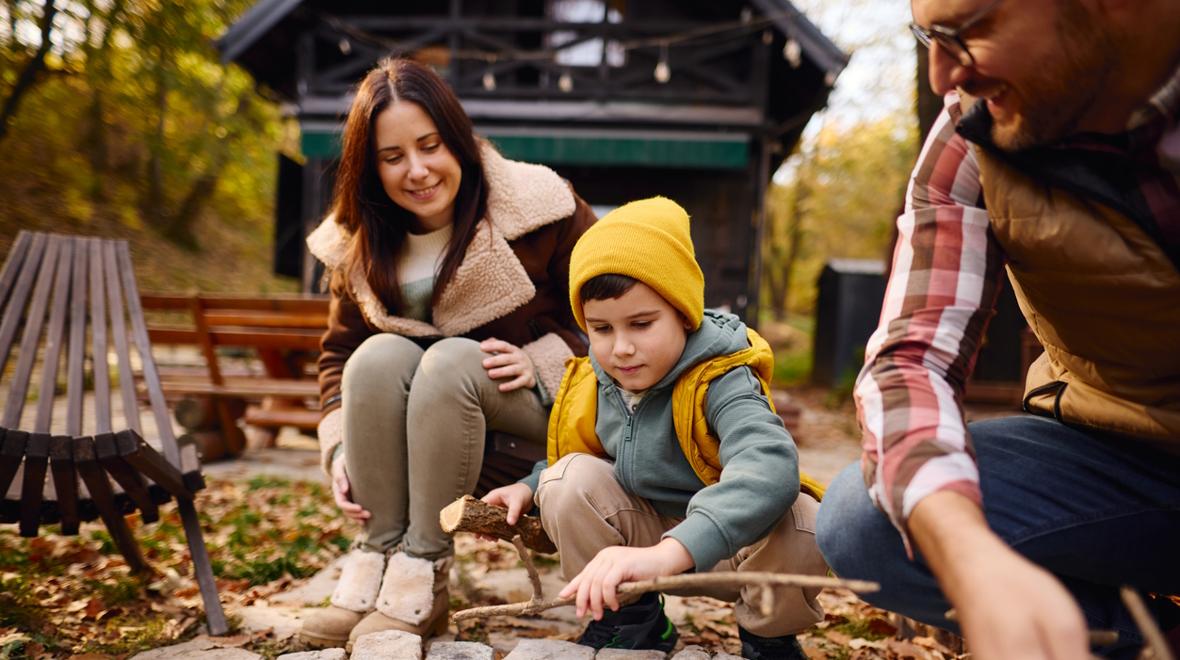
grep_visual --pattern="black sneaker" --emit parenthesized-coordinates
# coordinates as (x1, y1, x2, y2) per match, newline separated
(739, 626, 807, 660)
(576, 592, 679, 652)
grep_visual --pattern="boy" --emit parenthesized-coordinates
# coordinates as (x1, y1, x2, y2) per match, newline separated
(484, 197, 827, 659)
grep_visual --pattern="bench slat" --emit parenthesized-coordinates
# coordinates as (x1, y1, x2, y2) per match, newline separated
(0, 232, 32, 316)
(157, 375, 320, 399)
(96, 432, 158, 524)
(74, 436, 149, 573)
(49, 434, 80, 534)
(89, 239, 113, 433)
(19, 433, 50, 537)
(118, 243, 181, 468)
(0, 429, 22, 504)
(34, 239, 74, 433)
(103, 241, 143, 438)
(141, 293, 329, 314)
(3, 236, 60, 429)
(0, 232, 44, 378)
(66, 237, 88, 436)
(243, 406, 322, 430)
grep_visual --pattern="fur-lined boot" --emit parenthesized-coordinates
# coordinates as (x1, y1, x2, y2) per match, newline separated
(300, 548, 386, 648)
(347, 552, 452, 649)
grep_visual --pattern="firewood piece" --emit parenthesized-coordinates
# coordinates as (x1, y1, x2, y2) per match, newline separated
(439, 495, 556, 554)
(452, 571, 879, 622)
(1120, 587, 1175, 660)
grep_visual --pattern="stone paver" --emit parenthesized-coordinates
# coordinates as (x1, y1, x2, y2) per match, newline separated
(129, 636, 262, 660)
(595, 649, 667, 659)
(669, 646, 711, 660)
(711, 654, 743, 660)
(277, 650, 347, 660)
(424, 641, 495, 660)
(351, 630, 424, 660)
(503, 639, 596, 660)
(232, 603, 306, 640)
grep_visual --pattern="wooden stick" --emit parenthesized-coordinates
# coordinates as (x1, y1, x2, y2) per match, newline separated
(1120, 587, 1175, 660)
(439, 495, 556, 554)
(452, 571, 879, 622)
(512, 534, 544, 602)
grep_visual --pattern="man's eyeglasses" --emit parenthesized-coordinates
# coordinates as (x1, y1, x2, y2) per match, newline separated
(909, 0, 1002, 68)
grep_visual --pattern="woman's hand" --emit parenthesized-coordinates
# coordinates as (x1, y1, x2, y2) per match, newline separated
(480, 338, 537, 392)
(331, 453, 371, 522)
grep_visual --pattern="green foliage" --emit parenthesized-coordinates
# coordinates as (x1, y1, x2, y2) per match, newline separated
(762, 115, 917, 319)
(0, 0, 297, 294)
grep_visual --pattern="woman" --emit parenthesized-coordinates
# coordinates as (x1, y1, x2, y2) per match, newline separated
(300, 58, 595, 648)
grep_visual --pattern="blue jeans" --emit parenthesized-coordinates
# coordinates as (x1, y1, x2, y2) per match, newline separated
(816, 415, 1180, 658)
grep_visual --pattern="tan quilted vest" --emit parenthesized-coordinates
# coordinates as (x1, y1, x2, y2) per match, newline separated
(974, 148, 1180, 443)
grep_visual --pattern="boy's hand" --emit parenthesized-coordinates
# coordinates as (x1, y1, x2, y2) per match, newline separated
(559, 538, 694, 620)
(480, 338, 537, 392)
(480, 482, 535, 533)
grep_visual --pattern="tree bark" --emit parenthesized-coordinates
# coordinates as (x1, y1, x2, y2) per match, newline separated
(0, 1, 58, 144)
(439, 495, 556, 554)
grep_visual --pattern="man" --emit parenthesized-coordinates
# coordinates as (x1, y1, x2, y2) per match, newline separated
(816, 1, 1180, 659)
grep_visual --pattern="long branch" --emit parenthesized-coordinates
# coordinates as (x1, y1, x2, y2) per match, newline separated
(452, 571, 878, 622)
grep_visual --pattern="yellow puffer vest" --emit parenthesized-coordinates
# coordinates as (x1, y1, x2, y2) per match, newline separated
(975, 148, 1180, 443)
(546, 327, 825, 501)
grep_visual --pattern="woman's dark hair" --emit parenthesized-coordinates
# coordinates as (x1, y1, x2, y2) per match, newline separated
(332, 57, 487, 311)
(580, 274, 639, 302)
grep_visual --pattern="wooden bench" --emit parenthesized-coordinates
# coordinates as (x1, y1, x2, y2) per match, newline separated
(140, 293, 328, 454)
(0, 231, 227, 635)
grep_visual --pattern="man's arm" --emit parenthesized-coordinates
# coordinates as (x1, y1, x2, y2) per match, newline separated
(863, 98, 1088, 659)
(856, 98, 1005, 546)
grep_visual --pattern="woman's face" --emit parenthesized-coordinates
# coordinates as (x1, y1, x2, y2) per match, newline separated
(373, 100, 463, 232)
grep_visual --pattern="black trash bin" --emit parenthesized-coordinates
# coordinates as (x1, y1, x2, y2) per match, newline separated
(811, 259, 886, 387)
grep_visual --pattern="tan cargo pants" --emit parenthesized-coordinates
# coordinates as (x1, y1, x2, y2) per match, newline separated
(536, 453, 827, 637)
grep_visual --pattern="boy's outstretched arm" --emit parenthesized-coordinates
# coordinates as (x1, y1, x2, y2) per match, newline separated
(558, 539, 694, 620)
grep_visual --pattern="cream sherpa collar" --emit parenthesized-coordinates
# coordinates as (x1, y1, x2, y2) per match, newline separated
(305, 142, 576, 336)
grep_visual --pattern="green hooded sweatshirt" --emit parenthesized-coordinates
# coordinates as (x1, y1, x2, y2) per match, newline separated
(522, 310, 802, 570)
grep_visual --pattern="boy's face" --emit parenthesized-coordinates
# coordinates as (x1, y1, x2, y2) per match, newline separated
(583, 281, 691, 393)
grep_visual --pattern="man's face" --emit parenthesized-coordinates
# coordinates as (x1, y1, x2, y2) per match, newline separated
(914, 0, 1115, 150)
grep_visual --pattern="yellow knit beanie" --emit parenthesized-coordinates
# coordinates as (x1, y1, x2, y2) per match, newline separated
(569, 196, 704, 331)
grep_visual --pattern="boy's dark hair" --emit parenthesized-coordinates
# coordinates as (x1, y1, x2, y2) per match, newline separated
(580, 273, 639, 302)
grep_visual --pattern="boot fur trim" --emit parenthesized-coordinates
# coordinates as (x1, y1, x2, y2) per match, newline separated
(329, 549, 386, 613)
(376, 552, 441, 625)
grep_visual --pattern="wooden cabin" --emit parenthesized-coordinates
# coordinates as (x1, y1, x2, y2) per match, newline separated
(217, 0, 847, 321)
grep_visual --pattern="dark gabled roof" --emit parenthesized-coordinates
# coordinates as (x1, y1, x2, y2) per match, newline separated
(751, 0, 848, 78)
(217, 0, 848, 102)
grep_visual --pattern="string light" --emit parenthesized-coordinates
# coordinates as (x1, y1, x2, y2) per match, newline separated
(338, 37, 351, 55)
(482, 68, 496, 91)
(783, 37, 801, 69)
(558, 70, 573, 93)
(654, 43, 670, 84)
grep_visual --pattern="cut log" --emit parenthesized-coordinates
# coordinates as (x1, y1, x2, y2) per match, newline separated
(439, 495, 556, 554)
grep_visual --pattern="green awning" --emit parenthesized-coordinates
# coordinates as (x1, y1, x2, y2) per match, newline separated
(300, 128, 748, 170)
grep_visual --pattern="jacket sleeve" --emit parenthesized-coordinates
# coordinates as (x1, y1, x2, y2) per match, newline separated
(663, 366, 799, 570)
(521, 191, 597, 401)
(316, 268, 375, 471)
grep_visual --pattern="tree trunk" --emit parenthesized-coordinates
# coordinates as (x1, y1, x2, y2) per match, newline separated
(915, 42, 942, 146)
(0, 1, 58, 144)
(142, 48, 169, 228)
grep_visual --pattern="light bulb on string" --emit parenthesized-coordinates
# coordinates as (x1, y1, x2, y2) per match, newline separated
(558, 70, 573, 93)
(338, 38, 352, 55)
(482, 68, 496, 91)
(761, 29, 773, 46)
(654, 44, 671, 84)
(783, 37, 801, 69)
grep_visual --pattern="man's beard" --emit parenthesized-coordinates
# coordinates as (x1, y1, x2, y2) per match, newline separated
(981, 4, 1115, 150)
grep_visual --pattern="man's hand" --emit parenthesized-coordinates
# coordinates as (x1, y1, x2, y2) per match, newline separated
(558, 538, 694, 620)
(480, 338, 537, 392)
(911, 491, 1088, 660)
(481, 482, 535, 526)
(331, 453, 371, 522)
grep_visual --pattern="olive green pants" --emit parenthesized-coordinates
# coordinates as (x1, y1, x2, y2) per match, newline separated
(341, 334, 549, 559)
